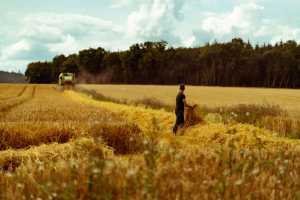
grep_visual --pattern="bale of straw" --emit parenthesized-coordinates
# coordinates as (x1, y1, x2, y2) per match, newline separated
(185, 105, 205, 127)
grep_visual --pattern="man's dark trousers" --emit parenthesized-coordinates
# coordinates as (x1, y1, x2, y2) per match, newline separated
(173, 110, 184, 134)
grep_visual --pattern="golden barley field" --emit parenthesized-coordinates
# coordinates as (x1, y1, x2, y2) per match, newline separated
(0, 84, 300, 200)
(81, 84, 300, 118)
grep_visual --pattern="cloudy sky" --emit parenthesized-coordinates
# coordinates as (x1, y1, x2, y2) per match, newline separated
(1, 0, 300, 72)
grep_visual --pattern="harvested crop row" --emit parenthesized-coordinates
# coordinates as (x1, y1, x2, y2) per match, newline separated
(0, 85, 131, 154)
(1, 86, 121, 123)
(65, 90, 174, 133)
(0, 137, 112, 172)
(0, 85, 27, 100)
(0, 86, 34, 113)
(0, 120, 146, 153)
(0, 122, 146, 174)
(179, 123, 300, 150)
(0, 122, 81, 150)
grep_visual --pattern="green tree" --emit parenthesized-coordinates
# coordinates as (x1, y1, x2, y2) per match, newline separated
(51, 54, 67, 82)
(61, 54, 79, 74)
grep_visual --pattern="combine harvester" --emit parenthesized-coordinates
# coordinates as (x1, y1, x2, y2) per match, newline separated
(58, 72, 76, 90)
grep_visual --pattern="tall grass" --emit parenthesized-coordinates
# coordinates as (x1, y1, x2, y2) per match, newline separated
(261, 116, 300, 139)
(201, 103, 287, 124)
(201, 104, 300, 139)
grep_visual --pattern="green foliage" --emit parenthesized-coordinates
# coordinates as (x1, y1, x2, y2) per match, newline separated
(78, 47, 106, 74)
(51, 55, 67, 80)
(25, 62, 52, 83)
(61, 54, 79, 74)
(25, 39, 300, 88)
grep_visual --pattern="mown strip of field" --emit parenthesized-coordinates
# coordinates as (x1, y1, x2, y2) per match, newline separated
(0, 85, 28, 100)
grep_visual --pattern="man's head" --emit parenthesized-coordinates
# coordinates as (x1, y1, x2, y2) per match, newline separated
(179, 84, 185, 92)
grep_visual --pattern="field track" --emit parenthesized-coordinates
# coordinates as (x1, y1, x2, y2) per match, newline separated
(0, 85, 27, 100)
(0, 85, 35, 113)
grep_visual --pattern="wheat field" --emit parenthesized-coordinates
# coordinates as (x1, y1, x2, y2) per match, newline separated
(0, 84, 299, 199)
(81, 84, 300, 118)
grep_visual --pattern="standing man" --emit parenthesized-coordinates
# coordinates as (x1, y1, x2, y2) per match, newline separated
(173, 84, 192, 134)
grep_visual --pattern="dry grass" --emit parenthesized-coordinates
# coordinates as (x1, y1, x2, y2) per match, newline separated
(0, 122, 79, 150)
(91, 123, 145, 154)
(261, 116, 300, 139)
(0, 137, 112, 172)
(0, 84, 300, 199)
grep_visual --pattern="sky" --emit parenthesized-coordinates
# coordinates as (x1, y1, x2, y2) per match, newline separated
(0, 0, 300, 72)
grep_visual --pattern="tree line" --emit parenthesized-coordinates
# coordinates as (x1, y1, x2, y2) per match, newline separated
(25, 38, 300, 88)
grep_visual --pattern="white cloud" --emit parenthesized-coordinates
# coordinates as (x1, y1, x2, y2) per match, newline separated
(1, 40, 31, 60)
(19, 13, 123, 51)
(127, 0, 184, 45)
(202, 3, 263, 36)
(193, 2, 263, 44)
(23, 13, 122, 36)
(255, 23, 300, 44)
(192, 1, 300, 45)
(47, 35, 79, 55)
(111, 0, 132, 8)
(0, 13, 125, 71)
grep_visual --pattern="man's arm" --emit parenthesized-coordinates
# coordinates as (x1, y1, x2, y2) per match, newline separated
(183, 99, 193, 108)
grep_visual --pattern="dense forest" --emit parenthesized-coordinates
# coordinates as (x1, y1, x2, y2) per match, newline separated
(25, 38, 300, 88)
